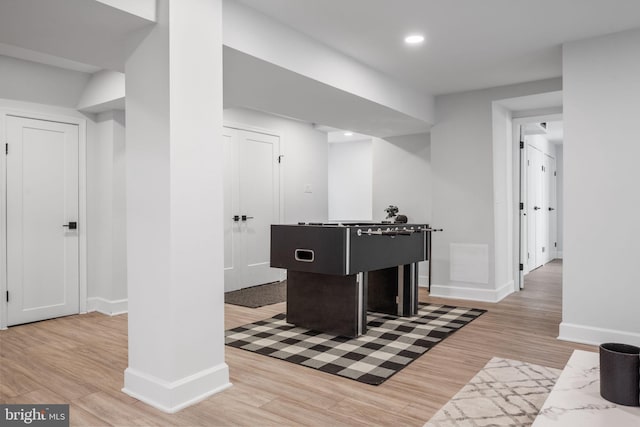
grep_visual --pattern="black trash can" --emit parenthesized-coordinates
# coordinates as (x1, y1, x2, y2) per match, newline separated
(599, 342, 640, 406)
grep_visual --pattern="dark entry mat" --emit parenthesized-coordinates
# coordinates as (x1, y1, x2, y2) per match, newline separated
(224, 281, 286, 308)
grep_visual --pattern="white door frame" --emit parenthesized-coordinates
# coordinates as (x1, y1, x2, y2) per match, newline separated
(512, 113, 562, 292)
(0, 107, 87, 330)
(223, 121, 285, 282)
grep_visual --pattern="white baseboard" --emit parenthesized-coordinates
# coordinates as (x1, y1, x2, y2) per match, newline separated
(123, 363, 231, 413)
(496, 281, 514, 301)
(559, 322, 640, 347)
(418, 275, 429, 287)
(87, 297, 128, 316)
(430, 281, 514, 303)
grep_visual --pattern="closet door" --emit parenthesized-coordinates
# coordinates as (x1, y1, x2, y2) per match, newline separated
(6, 116, 79, 326)
(223, 127, 281, 292)
(547, 155, 558, 260)
(527, 145, 543, 270)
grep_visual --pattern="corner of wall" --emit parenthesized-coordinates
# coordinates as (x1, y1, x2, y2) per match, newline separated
(87, 297, 128, 316)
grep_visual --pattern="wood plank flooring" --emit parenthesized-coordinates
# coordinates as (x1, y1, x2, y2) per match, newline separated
(0, 260, 595, 426)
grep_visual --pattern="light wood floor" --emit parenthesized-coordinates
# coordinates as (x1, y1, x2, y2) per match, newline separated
(1, 260, 595, 426)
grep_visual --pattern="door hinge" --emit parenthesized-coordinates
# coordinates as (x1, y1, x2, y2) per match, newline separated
(520, 141, 524, 149)
(278, 154, 284, 164)
(527, 252, 530, 259)
(5, 291, 8, 302)
(5, 143, 7, 155)
(519, 263, 523, 271)
(527, 160, 530, 166)
(554, 242, 557, 248)
(554, 171, 557, 176)
(542, 247, 545, 253)
(541, 165, 545, 172)
(519, 202, 524, 210)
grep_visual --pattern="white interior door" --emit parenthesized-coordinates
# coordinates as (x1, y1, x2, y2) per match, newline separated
(519, 128, 527, 287)
(541, 154, 551, 264)
(6, 116, 79, 326)
(547, 155, 557, 260)
(223, 128, 240, 291)
(526, 144, 542, 270)
(223, 127, 281, 292)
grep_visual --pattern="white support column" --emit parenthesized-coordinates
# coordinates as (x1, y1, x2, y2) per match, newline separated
(123, 0, 229, 413)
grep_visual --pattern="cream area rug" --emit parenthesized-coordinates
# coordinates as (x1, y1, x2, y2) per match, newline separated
(425, 357, 561, 426)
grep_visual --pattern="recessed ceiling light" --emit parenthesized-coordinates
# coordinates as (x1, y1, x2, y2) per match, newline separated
(344, 132, 353, 136)
(404, 34, 425, 45)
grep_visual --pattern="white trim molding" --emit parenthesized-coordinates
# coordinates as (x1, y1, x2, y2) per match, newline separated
(123, 364, 231, 414)
(559, 322, 640, 347)
(430, 281, 514, 303)
(87, 297, 128, 316)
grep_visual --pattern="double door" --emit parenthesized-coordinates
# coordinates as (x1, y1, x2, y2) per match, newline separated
(223, 127, 282, 292)
(4, 115, 79, 326)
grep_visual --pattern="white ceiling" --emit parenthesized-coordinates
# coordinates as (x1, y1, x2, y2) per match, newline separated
(238, 0, 640, 95)
(0, 0, 155, 72)
(327, 130, 372, 144)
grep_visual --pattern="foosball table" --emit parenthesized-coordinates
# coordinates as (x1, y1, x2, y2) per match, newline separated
(270, 223, 441, 337)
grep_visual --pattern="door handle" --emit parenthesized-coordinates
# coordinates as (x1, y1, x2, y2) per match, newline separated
(548, 207, 555, 211)
(63, 221, 77, 230)
(232, 215, 240, 222)
(533, 206, 540, 210)
(241, 215, 254, 221)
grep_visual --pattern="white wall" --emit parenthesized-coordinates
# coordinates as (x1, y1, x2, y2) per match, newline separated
(0, 55, 90, 108)
(430, 78, 562, 302)
(328, 140, 372, 221)
(372, 133, 432, 285)
(88, 110, 127, 315)
(223, 108, 328, 223)
(371, 133, 431, 224)
(560, 28, 640, 346)
(491, 103, 514, 296)
(91, 113, 114, 302)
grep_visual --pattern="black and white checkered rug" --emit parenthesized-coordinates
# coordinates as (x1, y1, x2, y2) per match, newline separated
(225, 304, 486, 385)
